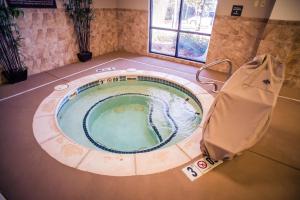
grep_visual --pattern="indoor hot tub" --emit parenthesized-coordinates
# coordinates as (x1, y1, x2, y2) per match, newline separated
(33, 69, 214, 176)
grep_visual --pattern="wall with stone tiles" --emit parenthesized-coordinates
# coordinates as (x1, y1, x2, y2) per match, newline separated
(16, 7, 118, 75)
(115, 8, 300, 90)
(116, 9, 268, 72)
(90, 9, 118, 57)
(17, 8, 77, 75)
(206, 16, 268, 72)
(117, 9, 148, 55)
(256, 20, 300, 89)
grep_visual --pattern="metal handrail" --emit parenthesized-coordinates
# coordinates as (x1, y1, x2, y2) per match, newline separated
(196, 59, 233, 93)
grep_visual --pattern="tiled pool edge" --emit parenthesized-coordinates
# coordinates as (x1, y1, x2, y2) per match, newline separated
(32, 69, 214, 176)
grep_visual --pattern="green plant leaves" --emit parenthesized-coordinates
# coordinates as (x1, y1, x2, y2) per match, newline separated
(64, 0, 94, 53)
(0, 0, 25, 73)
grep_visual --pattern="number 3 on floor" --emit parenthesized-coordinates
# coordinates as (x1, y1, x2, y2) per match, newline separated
(182, 165, 202, 181)
(187, 167, 198, 177)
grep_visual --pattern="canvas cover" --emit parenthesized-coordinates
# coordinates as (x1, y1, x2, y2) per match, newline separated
(200, 54, 285, 160)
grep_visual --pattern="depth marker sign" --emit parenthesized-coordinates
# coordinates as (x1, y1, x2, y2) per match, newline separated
(182, 156, 223, 181)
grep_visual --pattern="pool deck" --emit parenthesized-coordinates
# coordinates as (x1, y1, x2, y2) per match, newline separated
(0, 51, 299, 200)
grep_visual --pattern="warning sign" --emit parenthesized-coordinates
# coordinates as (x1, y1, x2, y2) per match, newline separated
(196, 161, 207, 169)
(194, 156, 223, 173)
(182, 156, 223, 181)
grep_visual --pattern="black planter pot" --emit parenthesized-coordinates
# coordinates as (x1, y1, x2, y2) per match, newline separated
(2, 68, 28, 84)
(77, 51, 92, 62)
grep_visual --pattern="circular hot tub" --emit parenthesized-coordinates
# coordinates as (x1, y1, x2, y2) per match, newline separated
(57, 74, 203, 154)
(33, 69, 214, 176)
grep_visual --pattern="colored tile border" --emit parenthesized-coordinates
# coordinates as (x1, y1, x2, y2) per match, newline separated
(82, 93, 179, 154)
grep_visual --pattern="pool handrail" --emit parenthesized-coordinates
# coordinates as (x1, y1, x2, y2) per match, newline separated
(196, 59, 233, 93)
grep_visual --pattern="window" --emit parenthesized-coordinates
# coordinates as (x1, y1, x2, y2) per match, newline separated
(149, 0, 218, 63)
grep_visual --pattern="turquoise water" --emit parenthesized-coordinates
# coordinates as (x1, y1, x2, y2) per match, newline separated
(57, 80, 202, 152)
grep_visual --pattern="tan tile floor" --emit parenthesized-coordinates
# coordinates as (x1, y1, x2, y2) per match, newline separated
(0, 52, 299, 200)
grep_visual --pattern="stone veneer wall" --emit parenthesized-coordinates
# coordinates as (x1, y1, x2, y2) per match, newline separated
(117, 9, 148, 55)
(91, 9, 118, 57)
(16, 8, 118, 75)
(116, 9, 300, 89)
(256, 20, 300, 89)
(206, 16, 268, 72)
(116, 9, 268, 72)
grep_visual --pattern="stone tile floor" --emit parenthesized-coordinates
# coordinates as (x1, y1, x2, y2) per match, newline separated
(0, 52, 299, 200)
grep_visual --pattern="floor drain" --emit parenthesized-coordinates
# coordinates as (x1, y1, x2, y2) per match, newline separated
(54, 84, 69, 91)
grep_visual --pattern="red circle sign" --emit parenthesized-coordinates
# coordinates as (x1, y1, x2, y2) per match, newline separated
(197, 161, 207, 169)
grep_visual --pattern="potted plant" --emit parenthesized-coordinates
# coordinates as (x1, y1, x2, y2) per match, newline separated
(64, 0, 94, 62)
(0, 0, 27, 83)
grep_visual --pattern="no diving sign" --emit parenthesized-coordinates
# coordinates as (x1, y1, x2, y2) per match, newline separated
(196, 161, 207, 169)
(182, 156, 223, 181)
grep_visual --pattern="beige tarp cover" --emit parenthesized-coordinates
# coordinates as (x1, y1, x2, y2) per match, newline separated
(200, 54, 285, 160)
